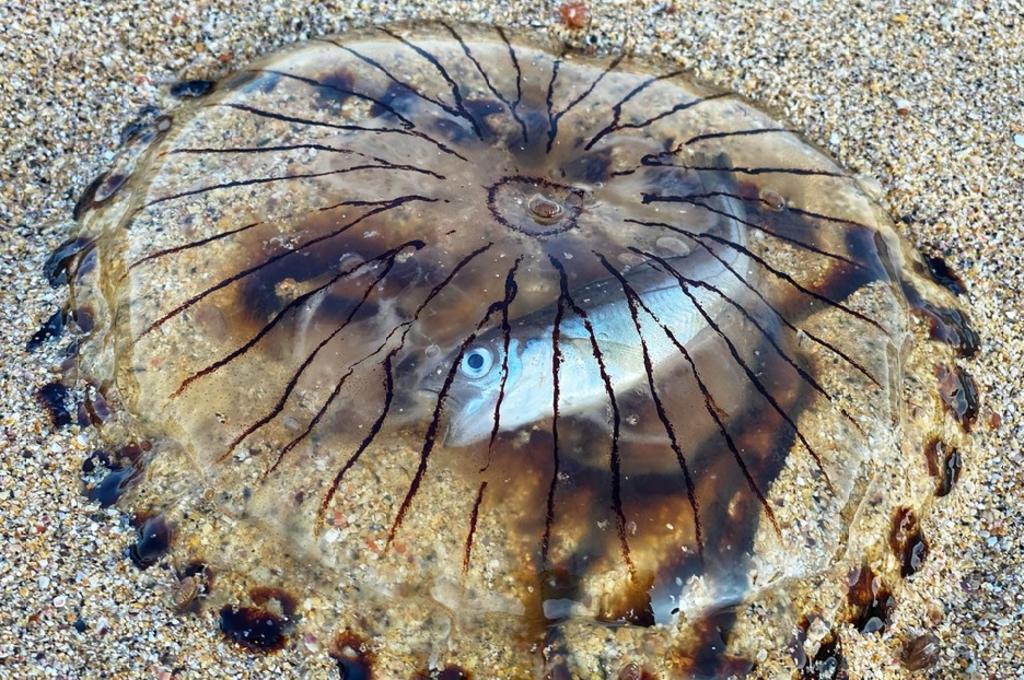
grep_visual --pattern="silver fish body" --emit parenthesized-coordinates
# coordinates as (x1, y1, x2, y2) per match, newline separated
(428, 198, 752, 448)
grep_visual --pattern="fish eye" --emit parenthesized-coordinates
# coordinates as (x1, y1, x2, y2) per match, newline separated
(460, 347, 493, 379)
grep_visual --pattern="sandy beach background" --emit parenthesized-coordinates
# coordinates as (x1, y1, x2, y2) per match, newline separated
(1, 1, 1021, 677)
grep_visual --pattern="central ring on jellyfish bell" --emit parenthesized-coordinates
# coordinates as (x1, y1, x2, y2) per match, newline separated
(487, 175, 586, 237)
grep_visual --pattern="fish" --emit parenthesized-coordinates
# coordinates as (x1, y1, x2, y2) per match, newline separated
(420, 195, 753, 448)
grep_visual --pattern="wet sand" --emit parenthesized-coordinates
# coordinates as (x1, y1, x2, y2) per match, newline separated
(1, 1, 1021, 677)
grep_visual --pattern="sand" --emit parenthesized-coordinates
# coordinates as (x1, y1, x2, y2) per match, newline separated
(0, 1, 1021, 678)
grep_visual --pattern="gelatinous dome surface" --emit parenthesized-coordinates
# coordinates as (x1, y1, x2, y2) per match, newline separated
(68, 22, 976, 677)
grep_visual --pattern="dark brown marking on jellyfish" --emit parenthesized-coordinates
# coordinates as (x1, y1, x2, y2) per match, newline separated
(545, 53, 625, 153)
(385, 264, 521, 550)
(625, 218, 889, 336)
(582, 68, 688, 151)
(36, 383, 73, 428)
(72, 174, 107, 220)
(127, 216, 263, 272)
(377, 26, 486, 142)
(644, 251, 837, 493)
(117, 104, 160, 146)
(127, 514, 173, 570)
(623, 273, 782, 539)
(596, 253, 705, 565)
(676, 230, 882, 387)
(87, 463, 141, 508)
(313, 244, 494, 531)
(169, 79, 215, 98)
(540, 276, 568, 566)
(462, 481, 488, 576)
(904, 291, 980, 359)
(441, 22, 529, 145)
(486, 257, 523, 461)
(176, 242, 423, 396)
(218, 244, 416, 462)
(77, 383, 111, 427)
(249, 585, 298, 621)
(219, 604, 287, 652)
(936, 364, 980, 431)
(331, 630, 375, 679)
(924, 437, 962, 497)
(922, 254, 967, 296)
(166, 141, 410, 167)
(144, 160, 440, 209)
(550, 254, 636, 581)
(643, 192, 868, 271)
(43, 237, 94, 287)
(251, 68, 418, 130)
(921, 306, 980, 358)
(846, 565, 895, 634)
(561, 147, 613, 183)
(26, 309, 66, 352)
(679, 127, 800, 148)
(215, 102, 468, 161)
(889, 507, 928, 577)
(141, 195, 437, 337)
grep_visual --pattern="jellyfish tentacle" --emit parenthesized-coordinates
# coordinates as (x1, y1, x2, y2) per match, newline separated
(215, 101, 469, 160)
(630, 244, 867, 437)
(642, 192, 867, 270)
(495, 27, 526, 141)
(441, 22, 529, 146)
(677, 127, 800, 148)
(377, 26, 487, 142)
(624, 217, 891, 336)
(485, 257, 524, 466)
(143, 162, 430, 209)
(462, 480, 489, 576)
(164, 143, 447, 180)
(546, 54, 625, 153)
(549, 254, 636, 582)
(621, 270, 783, 539)
(582, 68, 688, 151)
(384, 262, 522, 551)
(596, 252, 706, 567)
(541, 268, 567, 568)
(250, 67, 420, 130)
